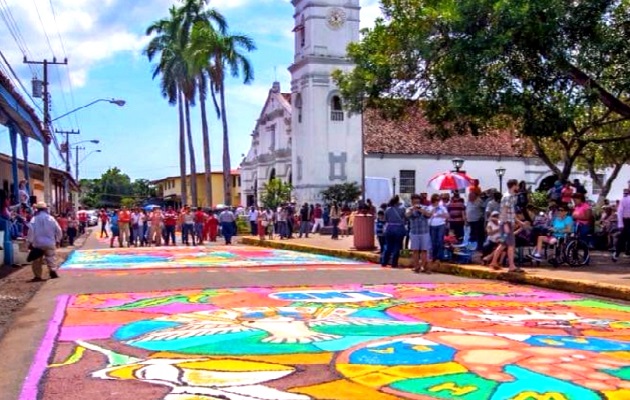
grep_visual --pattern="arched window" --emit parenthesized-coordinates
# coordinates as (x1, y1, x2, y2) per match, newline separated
(269, 168, 276, 182)
(330, 96, 344, 121)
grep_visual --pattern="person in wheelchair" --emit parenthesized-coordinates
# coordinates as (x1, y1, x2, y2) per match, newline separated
(531, 205, 574, 261)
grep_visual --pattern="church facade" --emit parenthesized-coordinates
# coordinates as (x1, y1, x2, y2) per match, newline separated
(240, 0, 630, 206)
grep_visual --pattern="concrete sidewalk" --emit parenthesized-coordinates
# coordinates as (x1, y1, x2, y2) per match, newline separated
(241, 234, 630, 301)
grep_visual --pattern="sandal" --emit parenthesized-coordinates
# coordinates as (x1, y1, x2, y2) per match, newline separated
(508, 268, 525, 273)
(489, 265, 502, 271)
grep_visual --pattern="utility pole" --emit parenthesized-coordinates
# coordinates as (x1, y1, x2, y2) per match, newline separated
(24, 57, 68, 205)
(55, 129, 80, 173)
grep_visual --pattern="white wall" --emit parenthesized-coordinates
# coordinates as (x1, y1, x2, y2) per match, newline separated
(365, 155, 529, 195)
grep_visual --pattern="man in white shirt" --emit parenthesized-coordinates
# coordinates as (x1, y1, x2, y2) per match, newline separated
(613, 190, 630, 262)
(248, 206, 259, 236)
(27, 202, 62, 281)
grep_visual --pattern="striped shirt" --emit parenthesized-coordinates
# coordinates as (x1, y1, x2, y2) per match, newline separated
(499, 192, 517, 224)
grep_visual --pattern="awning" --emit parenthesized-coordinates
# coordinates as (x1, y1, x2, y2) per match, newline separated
(0, 70, 48, 144)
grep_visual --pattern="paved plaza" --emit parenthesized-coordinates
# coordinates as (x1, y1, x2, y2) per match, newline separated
(0, 230, 628, 400)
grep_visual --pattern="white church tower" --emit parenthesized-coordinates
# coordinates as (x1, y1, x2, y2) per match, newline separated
(289, 0, 362, 203)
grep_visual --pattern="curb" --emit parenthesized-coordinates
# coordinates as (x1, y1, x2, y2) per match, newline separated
(241, 237, 630, 302)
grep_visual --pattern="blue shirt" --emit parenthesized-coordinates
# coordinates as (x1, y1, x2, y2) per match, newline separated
(110, 215, 119, 230)
(551, 216, 573, 238)
(375, 219, 385, 236)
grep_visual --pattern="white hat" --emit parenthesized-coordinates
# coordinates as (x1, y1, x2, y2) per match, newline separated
(35, 201, 48, 209)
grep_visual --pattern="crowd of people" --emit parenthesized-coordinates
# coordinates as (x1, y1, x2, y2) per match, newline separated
(91, 205, 241, 247)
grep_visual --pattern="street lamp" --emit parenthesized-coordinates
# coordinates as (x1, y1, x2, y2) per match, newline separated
(75, 148, 101, 181)
(495, 166, 506, 192)
(51, 98, 126, 122)
(452, 158, 465, 172)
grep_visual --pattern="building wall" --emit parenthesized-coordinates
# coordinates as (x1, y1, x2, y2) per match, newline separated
(365, 154, 630, 202)
(157, 172, 241, 207)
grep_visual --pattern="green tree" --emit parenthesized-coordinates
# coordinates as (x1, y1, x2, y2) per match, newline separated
(335, 0, 630, 183)
(260, 178, 292, 209)
(209, 32, 256, 205)
(145, 6, 189, 207)
(320, 182, 362, 204)
(131, 179, 157, 199)
(120, 197, 136, 208)
(186, 8, 227, 207)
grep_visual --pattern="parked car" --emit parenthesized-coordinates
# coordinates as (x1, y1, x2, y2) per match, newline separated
(87, 210, 99, 226)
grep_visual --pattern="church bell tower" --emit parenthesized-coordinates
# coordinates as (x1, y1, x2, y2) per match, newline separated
(289, 0, 362, 203)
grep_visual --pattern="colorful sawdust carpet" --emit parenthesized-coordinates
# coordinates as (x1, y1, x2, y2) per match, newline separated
(61, 245, 365, 270)
(22, 282, 630, 400)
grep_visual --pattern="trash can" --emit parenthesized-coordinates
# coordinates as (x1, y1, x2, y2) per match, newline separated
(353, 213, 375, 251)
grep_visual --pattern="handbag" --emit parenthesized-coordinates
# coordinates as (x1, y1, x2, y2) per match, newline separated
(27, 247, 45, 262)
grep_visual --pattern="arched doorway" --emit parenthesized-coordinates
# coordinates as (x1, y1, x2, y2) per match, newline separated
(537, 175, 558, 192)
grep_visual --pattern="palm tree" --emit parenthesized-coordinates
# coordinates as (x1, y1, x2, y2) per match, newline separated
(182, 3, 227, 207)
(210, 33, 256, 205)
(145, 6, 188, 207)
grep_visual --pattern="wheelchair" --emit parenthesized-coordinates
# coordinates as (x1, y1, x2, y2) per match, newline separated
(533, 232, 590, 267)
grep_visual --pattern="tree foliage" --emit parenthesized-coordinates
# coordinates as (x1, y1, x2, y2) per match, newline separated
(146, 0, 255, 207)
(320, 182, 362, 204)
(335, 0, 630, 184)
(79, 168, 156, 208)
(260, 178, 292, 209)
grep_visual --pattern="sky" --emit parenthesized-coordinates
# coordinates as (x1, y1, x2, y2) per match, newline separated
(0, 0, 382, 181)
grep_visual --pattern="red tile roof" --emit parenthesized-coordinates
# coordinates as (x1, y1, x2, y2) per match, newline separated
(363, 107, 533, 157)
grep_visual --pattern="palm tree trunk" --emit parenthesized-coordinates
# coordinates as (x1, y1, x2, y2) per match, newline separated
(219, 83, 232, 206)
(185, 99, 198, 207)
(199, 76, 213, 207)
(178, 90, 187, 208)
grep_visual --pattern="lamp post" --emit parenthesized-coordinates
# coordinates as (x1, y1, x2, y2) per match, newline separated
(51, 98, 126, 122)
(495, 166, 506, 192)
(392, 177, 397, 195)
(75, 148, 101, 181)
(452, 158, 465, 173)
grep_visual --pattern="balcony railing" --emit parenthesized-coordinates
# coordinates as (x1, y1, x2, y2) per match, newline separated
(331, 110, 344, 121)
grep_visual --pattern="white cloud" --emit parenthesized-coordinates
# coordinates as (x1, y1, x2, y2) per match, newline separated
(1, 0, 171, 89)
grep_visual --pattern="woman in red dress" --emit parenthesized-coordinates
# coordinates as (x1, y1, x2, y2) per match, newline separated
(205, 211, 219, 242)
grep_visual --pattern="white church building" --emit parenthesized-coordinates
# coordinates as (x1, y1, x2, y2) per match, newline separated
(240, 0, 630, 206)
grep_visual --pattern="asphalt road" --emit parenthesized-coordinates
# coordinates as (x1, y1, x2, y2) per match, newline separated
(0, 231, 628, 400)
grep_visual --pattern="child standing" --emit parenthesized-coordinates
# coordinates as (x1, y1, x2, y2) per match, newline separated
(375, 210, 386, 253)
(339, 211, 349, 237)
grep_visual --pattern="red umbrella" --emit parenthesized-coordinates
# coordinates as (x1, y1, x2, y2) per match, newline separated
(428, 171, 474, 191)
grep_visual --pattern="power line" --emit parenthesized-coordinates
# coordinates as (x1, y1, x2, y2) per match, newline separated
(0, 0, 36, 76)
(0, 48, 44, 114)
(48, 0, 79, 130)
(31, 0, 55, 56)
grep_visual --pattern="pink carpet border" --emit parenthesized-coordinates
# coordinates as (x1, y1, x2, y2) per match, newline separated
(19, 294, 70, 400)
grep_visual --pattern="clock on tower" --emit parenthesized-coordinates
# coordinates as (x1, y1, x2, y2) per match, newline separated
(289, 0, 363, 203)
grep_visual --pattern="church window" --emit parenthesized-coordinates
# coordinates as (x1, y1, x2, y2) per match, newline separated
(268, 124, 276, 151)
(330, 96, 344, 121)
(295, 93, 303, 123)
(399, 170, 416, 194)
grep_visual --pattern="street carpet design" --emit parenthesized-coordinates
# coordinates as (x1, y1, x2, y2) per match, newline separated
(22, 283, 630, 400)
(61, 245, 366, 270)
